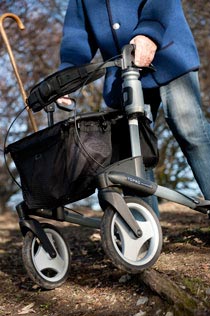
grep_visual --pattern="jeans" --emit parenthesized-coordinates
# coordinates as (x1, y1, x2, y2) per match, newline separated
(160, 71, 210, 200)
(144, 168, 160, 216)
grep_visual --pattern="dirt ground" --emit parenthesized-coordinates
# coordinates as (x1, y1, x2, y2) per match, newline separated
(0, 202, 210, 316)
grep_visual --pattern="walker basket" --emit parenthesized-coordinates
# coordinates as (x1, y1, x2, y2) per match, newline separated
(6, 110, 158, 209)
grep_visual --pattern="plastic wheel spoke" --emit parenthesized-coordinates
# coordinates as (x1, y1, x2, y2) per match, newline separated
(136, 220, 154, 240)
(33, 233, 66, 275)
(115, 217, 154, 261)
(33, 245, 64, 274)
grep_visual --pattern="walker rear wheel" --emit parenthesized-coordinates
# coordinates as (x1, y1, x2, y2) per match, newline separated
(101, 196, 162, 273)
(22, 223, 71, 290)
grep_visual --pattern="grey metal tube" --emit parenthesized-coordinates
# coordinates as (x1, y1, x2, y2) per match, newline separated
(64, 211, 101, 229)
(128, 118, 146, 177)
(155, 185, 198, 209)
(128, 118, 141, 156)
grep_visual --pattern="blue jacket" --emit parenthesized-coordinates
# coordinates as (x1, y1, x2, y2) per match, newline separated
(60, 0, 200, 107)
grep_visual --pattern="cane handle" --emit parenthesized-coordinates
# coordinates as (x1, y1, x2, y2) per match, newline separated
(0, 13, 37, 132)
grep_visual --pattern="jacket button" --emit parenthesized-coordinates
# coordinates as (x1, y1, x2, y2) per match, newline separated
(112, 23, 120, 30)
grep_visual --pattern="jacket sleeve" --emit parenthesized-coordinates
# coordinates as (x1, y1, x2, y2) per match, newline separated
(131, 0, 179, 47)
(60, 0, 98, 69)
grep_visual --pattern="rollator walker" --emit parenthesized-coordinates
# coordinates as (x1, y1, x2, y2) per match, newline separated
(6, 44, 210, 290)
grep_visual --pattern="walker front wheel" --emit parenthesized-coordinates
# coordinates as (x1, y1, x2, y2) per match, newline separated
(101, 196, 162, 273)
(22, 223, 71, 290)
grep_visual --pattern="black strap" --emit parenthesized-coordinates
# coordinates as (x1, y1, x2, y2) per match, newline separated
(27, 59, 121, 113)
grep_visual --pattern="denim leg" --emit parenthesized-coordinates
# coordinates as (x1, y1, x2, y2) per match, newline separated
(160, 71, 210, 199)
(143, 168, 159, 216)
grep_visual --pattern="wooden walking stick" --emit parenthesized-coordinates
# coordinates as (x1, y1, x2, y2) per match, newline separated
(0, 13, 37, 132)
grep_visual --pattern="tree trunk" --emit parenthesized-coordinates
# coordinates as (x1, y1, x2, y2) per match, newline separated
(139, 269, 205, 315)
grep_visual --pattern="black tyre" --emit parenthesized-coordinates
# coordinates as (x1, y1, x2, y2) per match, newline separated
(22, 223, 71, 290)
(101, 196, 162, 273)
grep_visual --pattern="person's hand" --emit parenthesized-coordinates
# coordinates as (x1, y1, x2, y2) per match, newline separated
(130, 35, 157, 67)
(56, 95, 73, 106)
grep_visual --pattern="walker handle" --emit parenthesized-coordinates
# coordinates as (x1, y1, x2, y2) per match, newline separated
(121, 44, 156, 74)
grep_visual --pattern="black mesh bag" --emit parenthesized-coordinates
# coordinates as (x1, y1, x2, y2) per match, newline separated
(6, 111, 158, 209)
(6, 111, 115, 209)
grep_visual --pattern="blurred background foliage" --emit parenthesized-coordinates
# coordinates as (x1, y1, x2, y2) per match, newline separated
(0, 0, 210, 213)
